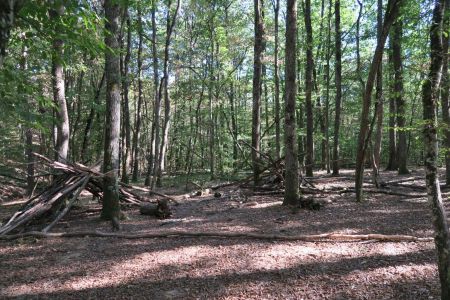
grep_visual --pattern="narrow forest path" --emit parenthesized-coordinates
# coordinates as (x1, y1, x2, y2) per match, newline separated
(0, 169, 442, 299)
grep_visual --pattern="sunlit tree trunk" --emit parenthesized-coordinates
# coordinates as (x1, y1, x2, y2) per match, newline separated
(332, 0, 342, 176)
(156, 0, 181, 187)
(283, 0, 299, 205)
(304, 0, 314, 177)
(121, 10, 132, 184)
(132, 5, 144, 182)
(147, 1, 160, 187)
(354, 0, 402, 202)
(50, 2, 69, 162)
(393, 19, 409, 175)
(273, 0, 281, 160)
(372, 0, 384, 187)
(442, 0, 450, 185)
(252, 0, 264, 185)
(422, 0, 450, 297)
(101, 0, 121, 226)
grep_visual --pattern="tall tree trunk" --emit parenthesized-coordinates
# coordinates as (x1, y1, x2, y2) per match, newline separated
(273, 0, 281, 160)
(252, 0, 264, 185)
(20, 36, 34, 196)
(121, 10, 132, 184)
(422, 0, 450, 297)
(442, 0, 450, 185)
(332, 0, 342, 176)
(393, 19, 409, 175)
(386, 44, 398, 170)
(304, 0, 314, 177)
(283, 0, 299, 205)
(101, 0, 121, 227)
(229, 81, 238, 164)
(354, 0, 402, 202)
(147, 1, 160, 187)
(372, 0, 384, 187)
(324, 0, 332, 174)
(156, 0, 181, 187)
(132, 5, 144, 182)
(50, 2, 69, 162)
(81, 72, 105, 162)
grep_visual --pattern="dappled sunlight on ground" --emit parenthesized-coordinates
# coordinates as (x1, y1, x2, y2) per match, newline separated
(0, 169, 442, 299)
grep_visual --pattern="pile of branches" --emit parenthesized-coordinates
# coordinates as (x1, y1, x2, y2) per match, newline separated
(0, 153, 147, 236)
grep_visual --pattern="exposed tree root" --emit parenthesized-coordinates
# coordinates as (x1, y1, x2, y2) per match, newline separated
(0, 230, 433, 242)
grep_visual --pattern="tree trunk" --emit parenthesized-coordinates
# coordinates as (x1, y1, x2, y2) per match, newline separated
(283, 0, 299, 205)
(393, 20, 409, 175)
(441, 0, 450, 186)
(304, 0, 314, 177)
(252, 0, 264, 185)
(324, 0, 332, 174)
(132, 5, 144, 182)
(101, 0, 121, 225)
(50, 2, 69, 162)
(20, 36, 34, 196)
(273, 0, 281, 160)
(121, 10, 132, 184)
(422, 0, 450, 297)
(332, 0, 342, 176)
(386, 44, 398, 170)
(81, 72, 105, 162)
(372, 0, 384, 187)
(354, 0, 402, 202)
(147, 1, 160, 187)
(156, 0, 181, 187)
(229, 81, 238, 164)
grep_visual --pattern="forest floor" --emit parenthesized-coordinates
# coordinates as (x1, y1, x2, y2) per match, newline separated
(0, 169, 443, 299)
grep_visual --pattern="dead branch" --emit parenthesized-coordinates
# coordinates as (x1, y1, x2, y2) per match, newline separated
(338, 188, 425, 198)
(0, 230, 433, 243)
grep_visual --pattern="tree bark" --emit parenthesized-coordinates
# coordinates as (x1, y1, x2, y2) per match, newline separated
(81, 72, 105, 162)
(354, 0, 402, 202)
(324, 0, 332, 174)
(422, 0, 450, 298)
(372, 0, 384, 187)
(20, 36, 34, 196)
(50, 2, 69, 162)
(441, 0, 450, 185)
(121, 10, 132, 184)
(101, 0, 121, 225)
(147, 0, 160, 187)
(304, 0, 314, 177)
(156, 0, 181, 187)
(252, 0, 265, 185)
(386, 43, 398, 170)
(273, 0, 281, 160)
(332, 0, 342, 176)
(132, 5, 144, 182)
(283, 0, 299, 205)
(393, 19, 409, 175)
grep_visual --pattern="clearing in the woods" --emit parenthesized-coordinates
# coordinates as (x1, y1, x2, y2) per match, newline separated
(0, 169, 441, 299)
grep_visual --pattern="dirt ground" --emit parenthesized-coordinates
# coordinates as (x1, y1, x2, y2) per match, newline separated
(0, 169, 444, 299)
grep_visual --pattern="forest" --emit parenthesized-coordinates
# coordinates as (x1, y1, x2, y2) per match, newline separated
(0, 0, 450, 298)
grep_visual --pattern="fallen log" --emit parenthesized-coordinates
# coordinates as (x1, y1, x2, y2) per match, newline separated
(337, 188, 425, 198)
(0, 230, 433, 243)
